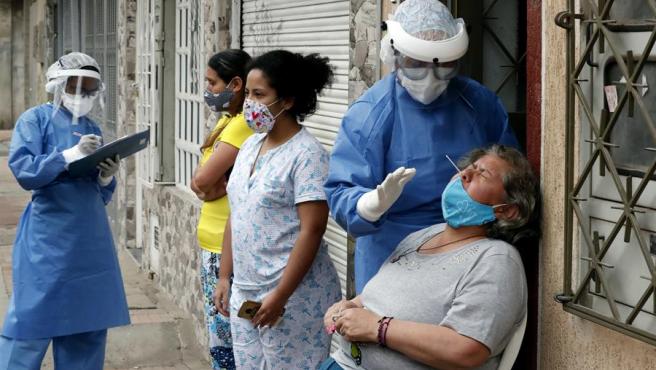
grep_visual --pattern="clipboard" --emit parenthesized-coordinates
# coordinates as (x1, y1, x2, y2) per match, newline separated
(68, 128, 150, 177)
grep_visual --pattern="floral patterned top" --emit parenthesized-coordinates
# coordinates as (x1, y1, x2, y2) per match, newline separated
(226, 127, 333, 290)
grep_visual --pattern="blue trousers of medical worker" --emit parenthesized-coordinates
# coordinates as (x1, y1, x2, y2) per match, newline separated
(0, 329, 107, 370)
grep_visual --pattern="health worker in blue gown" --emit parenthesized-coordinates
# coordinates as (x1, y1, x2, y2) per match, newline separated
(325, 0, 519, 293)
(0, 52, 129, 370)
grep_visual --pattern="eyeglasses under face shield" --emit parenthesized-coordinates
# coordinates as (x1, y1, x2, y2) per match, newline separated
(394, 50, 459, 81)
(64, 76, 103, 98)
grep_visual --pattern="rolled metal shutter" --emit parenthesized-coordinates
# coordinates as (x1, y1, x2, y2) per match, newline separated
(242, 0, 350, 297)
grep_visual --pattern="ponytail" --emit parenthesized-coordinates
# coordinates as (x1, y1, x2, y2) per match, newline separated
(247, 50, 334, 121)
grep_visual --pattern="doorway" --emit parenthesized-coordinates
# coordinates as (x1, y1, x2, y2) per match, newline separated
(453, 1, 538, 368)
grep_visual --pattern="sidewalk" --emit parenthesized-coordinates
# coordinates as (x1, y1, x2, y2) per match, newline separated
(0, 130, 209, 370)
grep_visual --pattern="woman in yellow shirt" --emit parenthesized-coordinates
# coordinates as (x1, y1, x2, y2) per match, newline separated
(190, 49, 253, 370)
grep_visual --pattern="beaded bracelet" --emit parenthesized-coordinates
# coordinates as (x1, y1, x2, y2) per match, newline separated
(377, 316, 394, 347)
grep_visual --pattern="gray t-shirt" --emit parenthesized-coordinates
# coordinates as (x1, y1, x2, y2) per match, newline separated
(332, 223, 527, 370)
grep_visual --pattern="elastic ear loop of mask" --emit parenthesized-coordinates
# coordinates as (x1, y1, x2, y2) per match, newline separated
(268, 99, 286, 120)
(208, 79, 234, 97)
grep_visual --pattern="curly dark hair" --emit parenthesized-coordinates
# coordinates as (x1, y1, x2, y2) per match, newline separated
(247, 50, 334, 121)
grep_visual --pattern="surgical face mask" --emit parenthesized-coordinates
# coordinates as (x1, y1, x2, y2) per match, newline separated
(204, 80, 235, 112)
(62, 93, 96, 118)
(399, 69, 449, 105)
(243, 98, 284, 133)
(441, 177, 504, 228)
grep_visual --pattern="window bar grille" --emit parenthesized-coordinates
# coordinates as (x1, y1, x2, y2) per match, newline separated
(555, 0, 656, 345)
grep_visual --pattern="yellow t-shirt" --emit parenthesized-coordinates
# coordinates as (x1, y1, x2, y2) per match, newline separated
(197, 113, 253, 253)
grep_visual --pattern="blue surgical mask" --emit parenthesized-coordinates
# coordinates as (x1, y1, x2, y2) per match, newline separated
(441, 177, 503, 228)
(204, 81, 235, 112)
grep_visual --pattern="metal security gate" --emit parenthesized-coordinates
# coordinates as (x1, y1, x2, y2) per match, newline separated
(55, 0, 117, 141)
(241, 0, 351, 297)
(136, 0, 164, 185)
(55, 0, 118, 229)
(175, 0, 205, 191)
(56, 0, 81, 55)
(81, 0, 118, 143)
(135, 0, 165, 265)
(453, 0, 527, 149)
(556, 0, 656, 345)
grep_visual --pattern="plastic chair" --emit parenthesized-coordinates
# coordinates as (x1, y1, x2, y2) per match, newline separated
(497, 312, 527, 370)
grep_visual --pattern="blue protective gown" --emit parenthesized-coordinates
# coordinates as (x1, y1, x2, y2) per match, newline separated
(325, 74, 519, 292)
(2, 103, 130, 340)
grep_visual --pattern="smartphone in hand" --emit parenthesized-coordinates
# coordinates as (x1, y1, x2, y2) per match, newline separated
(237, 300, 285, 326)
(237, 300, 262, 320)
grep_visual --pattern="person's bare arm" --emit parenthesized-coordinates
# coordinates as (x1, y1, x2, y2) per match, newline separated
(193, 142, 239, 195)
(193, 176, 227, 201)
(213, 218, 234, 316)
(385, 320, 490, 369)
(336, 309, 489, 369)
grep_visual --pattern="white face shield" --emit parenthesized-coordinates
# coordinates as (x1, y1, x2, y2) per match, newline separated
(379, 0, 469, 71)
(45, 53, 106, 124)
(385, 18, 469, 64)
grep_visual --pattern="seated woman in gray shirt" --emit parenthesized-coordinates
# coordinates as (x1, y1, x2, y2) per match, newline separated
(321, 145, 540, 370)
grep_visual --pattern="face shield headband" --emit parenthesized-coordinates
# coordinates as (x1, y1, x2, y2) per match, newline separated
(385, 18, 469, 64)
(46, 69, 103, 94)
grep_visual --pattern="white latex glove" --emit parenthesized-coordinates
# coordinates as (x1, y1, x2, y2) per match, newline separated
(356, 167, 416, 222)
(62, 134, 102, 164)
(97, 155, 120, 186)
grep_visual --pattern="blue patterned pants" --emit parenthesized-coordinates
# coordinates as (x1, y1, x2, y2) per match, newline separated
(201, 250, 235, 370)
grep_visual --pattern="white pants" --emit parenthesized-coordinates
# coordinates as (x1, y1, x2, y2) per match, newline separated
(229, 274, 340, 369)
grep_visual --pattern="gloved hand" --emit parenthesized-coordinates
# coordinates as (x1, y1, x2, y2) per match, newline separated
(78, 134, 102, 154)
(356, 167, 416, 222)
(62, 134, 102, 164)
(97, 155, 120, 186)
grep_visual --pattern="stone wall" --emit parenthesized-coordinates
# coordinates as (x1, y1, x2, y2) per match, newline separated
(140, 186, 207, 352)
(201, 0, 231, 136)
(115, 0, 138, 258)
(539, 0, 656, 367)
(349, 0, 379, 102)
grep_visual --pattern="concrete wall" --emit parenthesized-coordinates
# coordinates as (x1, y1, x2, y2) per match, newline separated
(539, 0, 656, 367)
(0, 2, 11, 129)
(11, 0, 25, 127)
(23, 0, 54, 109)
(0, 0, 29, 130)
